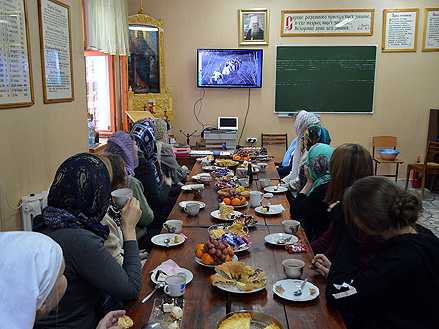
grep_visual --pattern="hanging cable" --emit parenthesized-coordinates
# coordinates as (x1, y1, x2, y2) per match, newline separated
(237, 88, 251, 145)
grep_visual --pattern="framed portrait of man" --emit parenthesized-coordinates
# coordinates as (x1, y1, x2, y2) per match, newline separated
(239, 8, 269, 45)
(128, 24, 160, 93)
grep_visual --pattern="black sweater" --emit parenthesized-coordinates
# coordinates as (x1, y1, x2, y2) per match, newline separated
(327, 221, 439, 329)
(134, 157, 171, 212)
(290, 182, 331, 241)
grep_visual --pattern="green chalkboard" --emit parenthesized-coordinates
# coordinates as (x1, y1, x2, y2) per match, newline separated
(275, 45, 377, 114)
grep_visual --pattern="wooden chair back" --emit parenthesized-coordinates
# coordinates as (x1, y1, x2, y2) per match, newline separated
(372, 136, 397, 157)
(261, 133, 288, 151)
(424, 141, 439, 163)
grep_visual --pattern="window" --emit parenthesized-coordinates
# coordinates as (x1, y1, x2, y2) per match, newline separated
(84, 50, 116, 135)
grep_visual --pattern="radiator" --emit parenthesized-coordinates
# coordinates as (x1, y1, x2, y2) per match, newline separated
(20, 190, 49, 231)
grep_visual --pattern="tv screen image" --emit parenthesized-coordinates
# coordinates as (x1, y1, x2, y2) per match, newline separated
(197, 49, 262, 88)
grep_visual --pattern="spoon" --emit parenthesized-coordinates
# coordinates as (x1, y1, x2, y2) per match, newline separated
(141, 323, 160, 329)
(293, 278, 308, 296)
(142, 282, 165, 303)
(164, 238, 171, 247)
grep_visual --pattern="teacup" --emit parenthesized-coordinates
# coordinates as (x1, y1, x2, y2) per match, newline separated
(257, 163, 269, 172)
(259, 178, 270, 188)
(192, 186, 204, 197)
(163, 220, 183, 233)
(236, 167, 248, 178)
(111, 188, 133, 208)
(238, 178, 249, 188)
(282, 220, 300, 234)
(164, 275, 186, 297)
(185, 202, 201, 216)
(282, 259, 305, 279)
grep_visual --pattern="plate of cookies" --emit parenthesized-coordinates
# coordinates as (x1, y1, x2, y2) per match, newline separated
(148, 297, 184, 329)
(210, 261, 268, 294)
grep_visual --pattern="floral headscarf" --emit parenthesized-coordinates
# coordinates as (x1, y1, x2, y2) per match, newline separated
(130, 118, 161, 188)
(307, 143, 335, 194)
(304, 125, 331, 150)
(33, 153, 111, 239)
(290, 111, 321, 179)
(105, 131, 139, 178)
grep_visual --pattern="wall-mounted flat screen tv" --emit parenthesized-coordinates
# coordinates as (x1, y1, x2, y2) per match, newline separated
(197, 49, 263, 88)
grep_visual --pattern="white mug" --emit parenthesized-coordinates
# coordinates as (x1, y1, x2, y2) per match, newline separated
(236, 167, 247, 178)
(257, 163, 269, 172)
(238, 178, 249, 188)
(111, 188, 133, 208)
(282, 220, 300, 234)
(259, 178, 270, 188)
(282, 259, 305, 279)
(164, 275, 186, 297)
(163, 220, 183, 233)
(249, 191, 264, 207)
(185, 202, 201, 216)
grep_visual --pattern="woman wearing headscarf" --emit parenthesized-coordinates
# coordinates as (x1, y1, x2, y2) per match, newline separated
(0, 231, 132, 329)
(281, 110, 321, 194)
(33, 153, 142, 328)
(104, 131, 156, 252)
(290, 143, 335, 241)
(130, 118, 179, 226)
(154, 118, 188, 185)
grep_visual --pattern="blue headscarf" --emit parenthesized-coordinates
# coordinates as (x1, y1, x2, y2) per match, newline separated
(130, 118, 161, 189)
(307, 144, 335, 194)
(33, 153, 111, 239)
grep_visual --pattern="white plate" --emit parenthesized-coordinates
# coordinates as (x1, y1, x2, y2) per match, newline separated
(264, 186, 288, 193)
(211, 210, 243, 221)
(232, 201, 249, 209)
(264, 233, 298, 246)
(273, 279, 320, 302)
(151, 234, 186, 247)
(151, 268, 194, 284)
(191, 173, 211, 180)
(255, 206, 283, 216)
(203, 165, 220, 171)
(181, 185, 194, 191)
(216, 283, 266, 294)
(194, 255, 238, 268)
(179, 201, 206, 208)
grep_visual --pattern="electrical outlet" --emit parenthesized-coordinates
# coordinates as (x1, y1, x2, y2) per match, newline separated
(246, 137, 257, 143)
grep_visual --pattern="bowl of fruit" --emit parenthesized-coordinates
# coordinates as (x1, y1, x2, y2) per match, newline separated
(218, 190, 247, 208)
(195, 236, 237, 267)
(232, 149, 250, 161)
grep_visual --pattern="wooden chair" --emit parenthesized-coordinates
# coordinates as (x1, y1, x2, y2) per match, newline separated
(405, 141, 439, 199)
(261, 133, 288, 164)
(372, 136, 403, 182)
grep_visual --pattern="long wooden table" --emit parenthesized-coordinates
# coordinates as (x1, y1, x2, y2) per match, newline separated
(124, 160, 345, 328)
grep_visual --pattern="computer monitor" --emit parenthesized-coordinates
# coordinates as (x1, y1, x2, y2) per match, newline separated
(217, 117, 238, 130)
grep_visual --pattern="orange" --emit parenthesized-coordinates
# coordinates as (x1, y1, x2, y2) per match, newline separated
(233, 154, 241, 160)
(226, 254, 231, 261)
(231, 198, 241, 206)
(201, 253, 215, 265)
(195, 244, 204, 258)
(243, 156, 249, 161)
(223, 198, 231, 205)
(240, 197, 246, 205)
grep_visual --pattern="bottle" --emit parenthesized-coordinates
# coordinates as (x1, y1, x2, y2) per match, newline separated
(88, 119, 95, 148)
(247, 161, 253, 184)
(412, 156, 421, 188)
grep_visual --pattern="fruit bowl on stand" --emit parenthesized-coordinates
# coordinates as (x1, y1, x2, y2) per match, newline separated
(378, 149, 400, 161)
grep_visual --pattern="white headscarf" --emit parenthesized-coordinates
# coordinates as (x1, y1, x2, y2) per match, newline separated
(290, 111, 321, 178)
(0, 231, 63, 328)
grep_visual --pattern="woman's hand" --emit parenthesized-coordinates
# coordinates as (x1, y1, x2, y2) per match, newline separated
(299, 165, 314, 195)
(121, 197, 142, 241)
(182, 165, 191, 175)
(96, 310, 126, 329)
(327, 201, 340, 213)
(139, 249, 149, 260)
(309, 254, 331, 279)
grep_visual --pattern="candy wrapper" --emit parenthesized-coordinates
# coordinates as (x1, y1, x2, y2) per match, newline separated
(285, 243, 308, 253)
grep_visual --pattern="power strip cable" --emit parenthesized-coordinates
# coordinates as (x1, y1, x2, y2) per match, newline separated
(237, 88, 251, 145)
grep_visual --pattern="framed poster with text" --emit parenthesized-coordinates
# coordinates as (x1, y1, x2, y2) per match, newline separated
(281, 9, 374, 36)
(0, 0, 34, 109)
(422, 8, 439, 51)
(382, 9, 419, 52)
(38, 0, 74, 103)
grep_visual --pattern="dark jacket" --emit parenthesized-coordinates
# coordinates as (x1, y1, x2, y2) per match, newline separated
(326, 221, 439, 329)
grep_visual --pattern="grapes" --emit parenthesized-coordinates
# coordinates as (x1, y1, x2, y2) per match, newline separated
(218, 242, 225, 250)
(228, 249, 234, 256)
(202, 245, 208, 253)
(206, 242, 214, 249)
(222, 249, 228, 255)
(215, 249, 222, 257)
(220, 254, 227, 261)
(209, 236, 215, 243)
(212, 239, 218, 246)
(209, 248, 216, 255)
